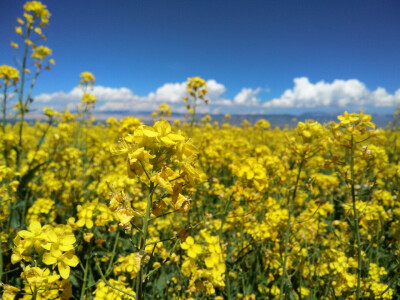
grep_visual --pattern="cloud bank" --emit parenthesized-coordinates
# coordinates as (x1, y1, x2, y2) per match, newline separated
(34, 77, 400, 113)
(263, 77, 400, 108)
(34, 79, 261, 112)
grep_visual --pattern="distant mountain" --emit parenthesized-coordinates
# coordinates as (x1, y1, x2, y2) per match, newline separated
(25, 110, 396, 128)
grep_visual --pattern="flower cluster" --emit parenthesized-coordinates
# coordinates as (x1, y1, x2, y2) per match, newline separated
(0, 65, 20, 86)
(79, 71, 97, 112)
(12, 222, 79, 279)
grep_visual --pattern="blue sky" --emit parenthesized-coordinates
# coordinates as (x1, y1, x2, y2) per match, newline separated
(1, 0, 400, 114)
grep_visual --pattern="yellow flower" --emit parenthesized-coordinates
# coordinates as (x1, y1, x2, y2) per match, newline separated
(153, 103, 172, 119)
(171, 193, 191, 212)
(42, 226, 77, 253)
(0, 284, 20, 300)
(126, 147, 155, 177)
(114, 252, 143, 279)
(150, 167, 175, 194)
(31, 45, 52, 60)
(93, 279, 136, 299)
(0, 65, 20, 86)
(34, 27, 42, 35)
(83, 232, 94, 242)
(23, 1, 51, 25)
(76, 205, 94, 229)
(80, 71, 96, 85)
(15, 26, 23, 35)
(82, 93, 97, 105)
(337, 111, 359, 127)
(181, 236, 202, 258)
(10, 41, 18, 49)
(204, 252, 220, 268)
(42, 249, 79, 279)
(21, 265, 60, 288)
(153, 120, 185, 146)
(23, 12, 34, 24)
(16, 221, 46, 253)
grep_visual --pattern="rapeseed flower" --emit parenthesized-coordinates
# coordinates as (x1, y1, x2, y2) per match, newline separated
(181, 236, 202, 258)
(0, 65, 20, 86)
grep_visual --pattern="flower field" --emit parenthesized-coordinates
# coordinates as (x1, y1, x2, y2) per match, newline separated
(2, 2, 400, 300)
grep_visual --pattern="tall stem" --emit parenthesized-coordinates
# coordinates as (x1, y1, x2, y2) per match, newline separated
(16, 27, 31, 172)
(2, 85, 7, 134)
(350, 135, 362, 299)
(106, 230, 120, 276)
(80, 250, 90, 300)
(0, 233, 3, 283)
(189, 96, 197, 137)
(280, 158, 304, 300)
(2, 85, 9, 167)
(136, 182, 155, 300)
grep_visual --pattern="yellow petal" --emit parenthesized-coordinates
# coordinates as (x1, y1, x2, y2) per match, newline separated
(17, 230, 33, 239)
(48, 274, 61, 283)
(58, 262, 71, 279)
(192, 244, 202, 254)
(86, 219, 94, 229)
(185, 236, 194, 245)
(76, 219, 85, 227)
(180, 242, 189, 250)
(142, 129, 159, 137)
(59, 244, 74, 252)
(61, 234, 76, 246)
(46, 230, 58, 243)
(63, 252, 79, 267)
(205, 256, 215, 268)
(160, 136, 176, 146)
(154, 120, 171, 135)
(42, 253, 57, 265)
(167, 133, 185, 141)
(11, 253, 22, 264)
(188, 244, 202, 258)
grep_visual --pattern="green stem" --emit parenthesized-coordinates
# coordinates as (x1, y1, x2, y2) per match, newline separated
(16, 27, 31, 172)
(2, 85, 7, 133)
(20, 190, 31, 228)
(27, 118, 53, 171)
(350, 135, 362, 300)
(32, 287, 38, 300)
(145, 237, 176, 246)
(144, 239, 180, 280)
(96, 260, 136, 299)
(149, 210, 176, 221)
(23, 67, 41, 108)
(135, 182, 155, 300)
(280, 158, 304, 300)
(189, 96, 197, 137)
(225, 260, 232, 300)
(0, 233, 3, 283)
(105, 230, 120, 276)
(2, 85, 8, 167)
(80, 251, 90, 300)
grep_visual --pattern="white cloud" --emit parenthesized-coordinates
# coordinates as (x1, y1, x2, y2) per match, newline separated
(146, 82, 186, 103)
(263, 77, 400, 108)
(33, 76, 400, 114)
(35, 86, 140, 104)
(234, 87, 261, 105)
(206, 79, 226, 100)
(34, 79, 235, 112)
